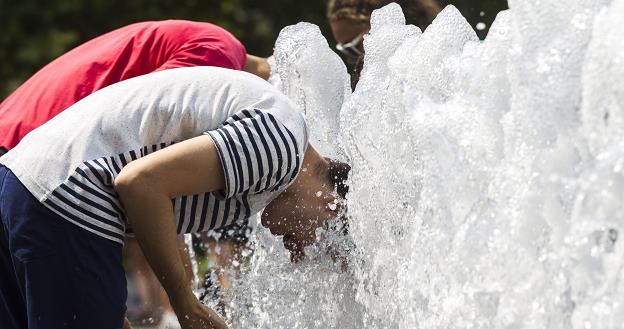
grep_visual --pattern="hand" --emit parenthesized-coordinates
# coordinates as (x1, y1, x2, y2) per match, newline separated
(123, 316, 134, 329)
(174, 298, 229, 329)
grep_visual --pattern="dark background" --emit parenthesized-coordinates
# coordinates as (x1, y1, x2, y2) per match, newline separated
(0, 0, 508, 99)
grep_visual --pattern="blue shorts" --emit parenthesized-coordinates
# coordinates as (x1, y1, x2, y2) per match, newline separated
(0, 165, 127, 329)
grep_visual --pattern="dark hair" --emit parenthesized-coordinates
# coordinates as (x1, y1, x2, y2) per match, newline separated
(327, 0, 441, 31)
(327, 159, 351, 198)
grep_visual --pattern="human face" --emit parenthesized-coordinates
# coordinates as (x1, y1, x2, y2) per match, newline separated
(330, 18, 370, 65)
(336, 32, 365, 58)
(262, 147, 345, 261)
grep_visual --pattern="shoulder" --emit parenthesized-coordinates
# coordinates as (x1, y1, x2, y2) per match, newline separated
(261, 99, 309, 155)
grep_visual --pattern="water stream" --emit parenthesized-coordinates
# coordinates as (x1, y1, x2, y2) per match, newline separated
(222, 1, 624, 328)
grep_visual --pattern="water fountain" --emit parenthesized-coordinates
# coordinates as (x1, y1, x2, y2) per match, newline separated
(225, 1, 624, 328)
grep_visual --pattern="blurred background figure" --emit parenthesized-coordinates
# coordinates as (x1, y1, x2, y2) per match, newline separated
(326, 0, 441, 87)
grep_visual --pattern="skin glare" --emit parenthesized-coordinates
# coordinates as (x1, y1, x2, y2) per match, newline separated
(330, 18, 370, 65)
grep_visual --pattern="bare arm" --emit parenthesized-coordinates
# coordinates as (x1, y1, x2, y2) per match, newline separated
(115, 135, 228, 329)
(178, 237, 196, 288)
(243, 54, 271, 80)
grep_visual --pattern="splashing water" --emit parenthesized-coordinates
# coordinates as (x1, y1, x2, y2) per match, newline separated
(227, 1, 624, 328)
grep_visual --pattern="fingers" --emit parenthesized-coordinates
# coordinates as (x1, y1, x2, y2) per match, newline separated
(123, 316, 134, 329)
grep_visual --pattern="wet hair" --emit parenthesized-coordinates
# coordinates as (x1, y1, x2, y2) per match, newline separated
(327, 0, 441, 31)
(327, 159, 351, 198)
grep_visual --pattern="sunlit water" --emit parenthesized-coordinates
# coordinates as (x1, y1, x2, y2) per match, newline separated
(215, 1, 624, 328)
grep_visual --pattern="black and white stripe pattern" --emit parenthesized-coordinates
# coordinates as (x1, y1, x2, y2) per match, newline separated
(206, 109, 302, 199)
(42, 109, 302, 245)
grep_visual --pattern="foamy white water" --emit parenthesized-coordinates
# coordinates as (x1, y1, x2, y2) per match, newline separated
(227, 1, 624, 328)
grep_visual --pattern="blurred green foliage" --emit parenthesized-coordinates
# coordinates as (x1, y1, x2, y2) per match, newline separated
(0, 0, 507, 99)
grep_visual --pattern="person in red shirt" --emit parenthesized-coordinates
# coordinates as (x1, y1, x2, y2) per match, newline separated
(0, 19, 270, 154)
(0, 20, 270, 328)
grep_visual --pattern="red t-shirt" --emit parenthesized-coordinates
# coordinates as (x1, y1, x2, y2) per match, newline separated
(0, 20, 247, 150)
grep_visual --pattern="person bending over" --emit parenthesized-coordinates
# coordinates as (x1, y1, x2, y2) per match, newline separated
(0, 66, 346, 329)
(0, 19, 270, 155)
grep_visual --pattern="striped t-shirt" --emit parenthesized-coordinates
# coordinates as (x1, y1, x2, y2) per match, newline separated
(0, 66, 308, 245)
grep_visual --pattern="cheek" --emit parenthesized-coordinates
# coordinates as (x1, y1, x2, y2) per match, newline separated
(294, 221, 321, 246)
(298, 216, 329, 241)
(262, 209, 292, 236)
(298, 200, 331, 223)
(262, 194, 293, 229)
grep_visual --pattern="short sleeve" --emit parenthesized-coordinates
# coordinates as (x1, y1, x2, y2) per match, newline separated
(206, 109, 304, 199)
